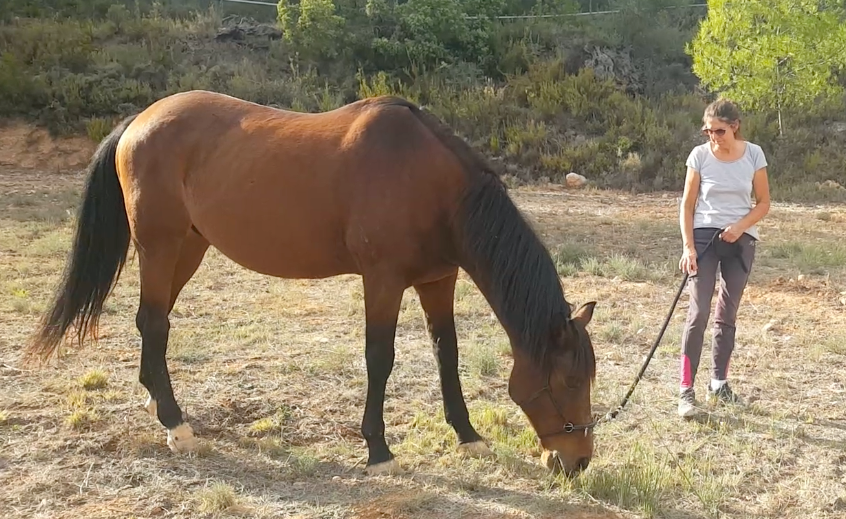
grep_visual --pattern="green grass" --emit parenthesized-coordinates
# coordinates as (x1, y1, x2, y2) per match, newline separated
(768, 241, 846, 272)
(569, 442, 673, 518)
(576, 254, 672, 283)
(463, 342, 502, 377)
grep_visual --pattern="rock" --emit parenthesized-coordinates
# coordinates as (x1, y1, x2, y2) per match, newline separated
(215, 19, 283, 44)
(215, 26, 245, 42)
(583, 45, 641, 93)
(566, 172, 587, 188)
(829, 494, 846, 511)
(818, 180, 844, 190)
(762, 319, 778, 333)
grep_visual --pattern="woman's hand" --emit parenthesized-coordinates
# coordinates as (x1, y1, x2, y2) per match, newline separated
(679, 247, 698, 275)
(720, 225, 743, 243)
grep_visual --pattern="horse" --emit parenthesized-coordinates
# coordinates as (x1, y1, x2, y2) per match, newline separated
(25, 90, 598, 477)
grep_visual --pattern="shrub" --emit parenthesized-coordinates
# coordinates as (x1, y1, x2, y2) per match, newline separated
(0, 1, 844, 201)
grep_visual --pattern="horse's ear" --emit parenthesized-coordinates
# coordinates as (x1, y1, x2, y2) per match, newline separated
(570, 301, 596, 327)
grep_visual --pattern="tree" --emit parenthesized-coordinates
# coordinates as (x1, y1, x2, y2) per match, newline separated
(686, 0, 846, 136)
(278, 0, 347, 60)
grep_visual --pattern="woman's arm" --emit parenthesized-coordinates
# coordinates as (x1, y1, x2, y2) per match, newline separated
(738, 167, 771, 230)
(678, 167, 700, 274)
(680, 166, 700, 252)
(722, 167, 771, 242)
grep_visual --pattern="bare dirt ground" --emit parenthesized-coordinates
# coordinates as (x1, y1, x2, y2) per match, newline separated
(1, 127, 846, 519)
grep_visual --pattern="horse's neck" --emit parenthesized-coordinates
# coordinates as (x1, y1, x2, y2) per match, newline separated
(456, 180, 566, 360)
(462, 248, 563, 344)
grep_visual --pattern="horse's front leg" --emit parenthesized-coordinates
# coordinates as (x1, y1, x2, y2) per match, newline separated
(415, 273, 493, 458)
(360, 274, 405, 475)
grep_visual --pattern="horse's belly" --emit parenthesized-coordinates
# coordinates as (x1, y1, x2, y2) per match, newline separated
(190, 202, 357, 279)
(207, 230, 356, 279)
(217, 238, 356, 279)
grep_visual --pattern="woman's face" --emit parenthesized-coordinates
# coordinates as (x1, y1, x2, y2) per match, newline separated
(702, 116, 737, 147)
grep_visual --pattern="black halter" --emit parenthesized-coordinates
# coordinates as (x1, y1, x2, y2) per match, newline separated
(516, 371, 599, 439)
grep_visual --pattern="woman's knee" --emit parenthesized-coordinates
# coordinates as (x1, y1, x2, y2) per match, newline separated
(685, 300, 711, 328)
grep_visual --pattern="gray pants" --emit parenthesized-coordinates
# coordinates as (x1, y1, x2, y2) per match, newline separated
(680, 227, 756, 388)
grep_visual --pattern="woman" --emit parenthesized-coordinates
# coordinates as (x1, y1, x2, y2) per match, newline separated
(677, 98, 770, 418)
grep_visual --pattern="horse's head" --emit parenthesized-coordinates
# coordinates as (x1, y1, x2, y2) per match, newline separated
(508, 301, 597, 477)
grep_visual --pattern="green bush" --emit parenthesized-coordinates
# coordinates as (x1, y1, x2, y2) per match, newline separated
(0, 0, 844, 202)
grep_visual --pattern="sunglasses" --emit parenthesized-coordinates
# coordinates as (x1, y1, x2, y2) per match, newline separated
(701, 128, 728, 136)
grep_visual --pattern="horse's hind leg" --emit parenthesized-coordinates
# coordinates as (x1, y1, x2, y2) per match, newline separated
(414, 273, 493, 458)
(134, 219, 206, 453)
(168, 229, 209, 312)
(142, 229, 209, 424)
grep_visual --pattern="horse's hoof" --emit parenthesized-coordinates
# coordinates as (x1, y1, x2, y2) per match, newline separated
(364, 459, 404, 476)
(167, 423, 198, 453)
(457, 440, 494, 458)
(144, 396, 157, 418)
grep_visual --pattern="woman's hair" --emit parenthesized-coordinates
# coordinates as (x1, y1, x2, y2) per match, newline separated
(703, 98, 743, 140)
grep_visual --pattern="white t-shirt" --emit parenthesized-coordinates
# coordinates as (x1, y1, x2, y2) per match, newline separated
(685, 141, 768, 240)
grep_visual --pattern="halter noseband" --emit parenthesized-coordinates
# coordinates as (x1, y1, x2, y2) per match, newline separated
(516, 372, 599, 439)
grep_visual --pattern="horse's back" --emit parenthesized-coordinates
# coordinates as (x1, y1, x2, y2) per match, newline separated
(116, 91, 468, 282)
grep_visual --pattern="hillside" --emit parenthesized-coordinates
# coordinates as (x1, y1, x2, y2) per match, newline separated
(3, 3, 846, 519)
(1, 0, 845, 200)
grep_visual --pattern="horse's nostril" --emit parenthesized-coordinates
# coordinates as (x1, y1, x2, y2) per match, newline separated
(576, 456, 591, 471)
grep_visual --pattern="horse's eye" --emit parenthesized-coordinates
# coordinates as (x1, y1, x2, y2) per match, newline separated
(564, 376, 582, 389)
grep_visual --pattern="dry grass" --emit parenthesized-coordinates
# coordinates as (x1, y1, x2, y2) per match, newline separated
(79, 369, 109, 390)
(2, 169, 846, 519)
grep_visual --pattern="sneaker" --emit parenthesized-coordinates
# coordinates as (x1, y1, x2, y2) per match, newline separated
(678, 387, 698, 417)
(706, 382, 743, 405)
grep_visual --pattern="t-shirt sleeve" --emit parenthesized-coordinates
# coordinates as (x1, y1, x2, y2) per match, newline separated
(685, 146, 702, 171)
(751, 144, 768, 170)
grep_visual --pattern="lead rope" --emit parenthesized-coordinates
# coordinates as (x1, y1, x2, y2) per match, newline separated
(598, 228, 726, 426)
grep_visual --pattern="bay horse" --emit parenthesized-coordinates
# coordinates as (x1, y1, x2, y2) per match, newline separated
(25, 90, 598, 477)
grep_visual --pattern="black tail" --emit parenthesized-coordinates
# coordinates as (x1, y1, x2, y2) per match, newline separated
(25, 114, 138, 362)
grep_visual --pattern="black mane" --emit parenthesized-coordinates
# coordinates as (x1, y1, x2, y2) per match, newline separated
(457, 174, 572, 367)
(388, 96, 594, 375)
